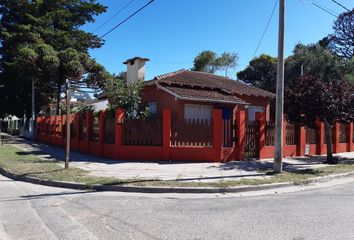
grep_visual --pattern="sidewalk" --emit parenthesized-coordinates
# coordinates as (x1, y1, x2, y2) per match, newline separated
(7, 134, 353, 183)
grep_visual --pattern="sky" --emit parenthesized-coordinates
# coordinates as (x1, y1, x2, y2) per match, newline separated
(82, 0, 353, 80)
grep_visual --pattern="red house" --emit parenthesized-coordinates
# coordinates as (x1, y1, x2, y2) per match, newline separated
(122, 57, 275, 123)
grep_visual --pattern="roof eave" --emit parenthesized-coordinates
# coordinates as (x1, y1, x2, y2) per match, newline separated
(157, 84, 249, 105)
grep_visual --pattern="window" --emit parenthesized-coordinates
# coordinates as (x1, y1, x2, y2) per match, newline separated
(247, 106, 265, 121)
(147, 102, 157, 115)
(184, 104, 213, 120)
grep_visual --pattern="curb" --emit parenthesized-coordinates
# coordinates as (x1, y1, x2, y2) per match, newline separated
(1, 167, 354, 194)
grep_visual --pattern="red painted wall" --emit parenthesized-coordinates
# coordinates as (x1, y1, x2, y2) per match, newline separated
(35, 111, 354, 163)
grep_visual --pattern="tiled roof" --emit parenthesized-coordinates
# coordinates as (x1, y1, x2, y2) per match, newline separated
(149, 69, 275, 98)
(161, 85, 246, 104)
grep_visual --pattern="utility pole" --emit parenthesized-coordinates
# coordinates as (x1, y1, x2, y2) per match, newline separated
(274, 0, 285, 173)
(31, 79, 35, 141)
(65, 79, 71, 170)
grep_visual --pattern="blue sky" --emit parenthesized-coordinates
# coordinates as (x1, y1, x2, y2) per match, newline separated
(82, 0, 353, 80)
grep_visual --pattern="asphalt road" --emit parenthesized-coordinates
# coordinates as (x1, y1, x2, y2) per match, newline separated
(1, 174, 354, 240)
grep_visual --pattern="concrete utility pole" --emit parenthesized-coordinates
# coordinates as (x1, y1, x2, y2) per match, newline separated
(274, 0, 285, 173)
(65, 79, 71, 170)
(31, 79, 35, 141)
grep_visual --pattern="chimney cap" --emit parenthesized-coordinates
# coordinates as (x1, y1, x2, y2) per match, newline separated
(123, 57, 150, 65)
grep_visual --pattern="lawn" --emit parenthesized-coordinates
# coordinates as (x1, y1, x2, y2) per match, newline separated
(0, 145, 354, 188)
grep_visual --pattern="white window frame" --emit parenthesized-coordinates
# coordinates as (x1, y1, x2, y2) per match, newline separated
(184, 104, 213, 121)
(247, 105, 265, 121)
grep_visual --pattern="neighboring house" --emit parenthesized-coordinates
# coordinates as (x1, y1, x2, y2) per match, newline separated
(98, 57, 274, 122)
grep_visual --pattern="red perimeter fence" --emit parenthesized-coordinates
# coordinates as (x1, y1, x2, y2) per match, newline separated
(35, 109, 354, 162)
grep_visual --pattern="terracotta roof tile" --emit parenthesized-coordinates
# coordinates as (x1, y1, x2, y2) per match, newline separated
(162, 85, 246, 104)
(151, 70, 275, 98)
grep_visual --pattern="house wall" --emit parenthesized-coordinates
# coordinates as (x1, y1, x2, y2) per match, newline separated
(233, 93, 271, 121)
(142, 85, 180, 118)
(142, 85, 238, 120)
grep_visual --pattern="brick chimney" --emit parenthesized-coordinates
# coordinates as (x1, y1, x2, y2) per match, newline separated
(123, 57, 150, 85)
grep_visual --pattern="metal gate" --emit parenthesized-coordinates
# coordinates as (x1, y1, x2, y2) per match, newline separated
(245, 120, 260, 158)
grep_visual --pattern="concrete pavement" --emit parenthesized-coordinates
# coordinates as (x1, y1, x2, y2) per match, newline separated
(10, 137, 352, 183)
(1, 173, 354, 239)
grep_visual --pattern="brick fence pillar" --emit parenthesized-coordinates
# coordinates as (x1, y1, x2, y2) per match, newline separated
(317, 121, 325, 155)
(76, 113, 81, 149)
(162, 109, 171, 161)
(115, 108, 125, 159)
(298, 125, 306, 156)
(283, 116, 287, 151)
(348, 122, 353, 152)
(333, 122, 339, 153)
(235, 109, 246, 160)
(99, 111, 105, 156)
(87, 112, 93, 142)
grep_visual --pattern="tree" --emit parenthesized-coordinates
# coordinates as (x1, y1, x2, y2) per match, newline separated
(216, 52, 238, 77)
(285, 76, 354, 163)
(103, 76, 147, 119)
(191, 50, 238, 75)
(237, 54, 277, 93)
(285, 43, 344, 84)
(328, 8, 354, 59)
(191, 50, 218, 73)
(0, 0, 108, 116)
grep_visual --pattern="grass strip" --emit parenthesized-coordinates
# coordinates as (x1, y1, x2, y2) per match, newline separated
(0, 145, 354, 188)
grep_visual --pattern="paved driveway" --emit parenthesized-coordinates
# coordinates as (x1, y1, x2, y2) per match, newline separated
(10, 138, 351, 182)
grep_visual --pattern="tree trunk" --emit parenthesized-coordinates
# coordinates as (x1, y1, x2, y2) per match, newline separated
(324, 123, 334, 163)
(56, 83, 61, 115)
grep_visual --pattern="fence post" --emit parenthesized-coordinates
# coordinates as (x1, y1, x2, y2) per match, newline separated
(51, 116, 56, 145)
(35, 117, 40, 141)
(76, 112, 81, 149)
(56, 115, 61, 145)
(235, 109, 246, 160)
(298, 125, 306, 156)
(283, 115, 287, 149)
(213, 109, 222, 162)
(256, 112, 266, 159)
(87, 112, 93, 142)
(99, 111, 106, 156)
(333, 122, 339, 153)
(317, 121, 325, 155)
(115, 108, 125, 159)
(162, 109, 171, 161)
(348, 122, 353, 152)
(61, 114, 66, 146)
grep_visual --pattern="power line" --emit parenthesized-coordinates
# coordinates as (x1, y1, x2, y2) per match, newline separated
(300, 0, 338, 17)
(100, 0, 155, 39)
(253, 0, 278, 58)
(312, 1, 338, 17)
(329, 0, 351, 12)
(93, 0, 136, 34)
